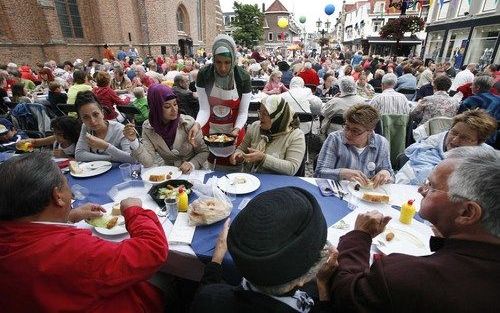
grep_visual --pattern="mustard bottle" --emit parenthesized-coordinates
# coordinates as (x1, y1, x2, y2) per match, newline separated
(177, 188, 189, 212)
(399, 199, 416, 224)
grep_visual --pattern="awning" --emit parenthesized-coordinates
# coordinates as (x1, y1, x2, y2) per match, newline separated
(367, 36, 422, 44)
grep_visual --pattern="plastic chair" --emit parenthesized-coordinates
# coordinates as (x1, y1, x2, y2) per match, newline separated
(296, 112, 315, 164)
(57, 104, 77, 115)
(428, 116, 453, 136)
(380, 114, 409, 169)
(250, 79, 266, 93)
(398, 88, 416, 101)
(116, 105, 141, 116)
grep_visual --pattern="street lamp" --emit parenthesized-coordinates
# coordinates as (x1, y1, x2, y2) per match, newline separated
(316, 18, 331, 56)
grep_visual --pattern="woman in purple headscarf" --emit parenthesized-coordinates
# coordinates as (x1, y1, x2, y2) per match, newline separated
(123, 84, 208, 173)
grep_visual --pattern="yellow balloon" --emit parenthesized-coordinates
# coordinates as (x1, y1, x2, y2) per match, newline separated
(277, 17, 288, 29)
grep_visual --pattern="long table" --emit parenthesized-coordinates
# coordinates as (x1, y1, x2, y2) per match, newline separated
(66, 165, 430, 283)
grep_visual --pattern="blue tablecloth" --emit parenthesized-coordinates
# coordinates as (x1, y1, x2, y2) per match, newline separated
(66, 168, 351, 284)
(189, 172, 351, 284)
(66, 164, 123, 206)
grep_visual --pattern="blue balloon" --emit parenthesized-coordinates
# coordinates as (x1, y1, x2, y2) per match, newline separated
(324, 4, 335, 15)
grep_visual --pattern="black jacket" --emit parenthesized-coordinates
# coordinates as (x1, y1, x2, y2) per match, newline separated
(190, 262, 332, 313)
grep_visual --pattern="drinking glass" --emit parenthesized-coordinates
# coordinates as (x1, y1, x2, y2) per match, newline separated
(163, 198, 178, 223)
(71, 184, 89, 201)
(131, 163, 142, 180)
(119, 163, 132, 181)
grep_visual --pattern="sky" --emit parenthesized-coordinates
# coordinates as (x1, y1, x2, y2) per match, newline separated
(219, 0, 344, 33)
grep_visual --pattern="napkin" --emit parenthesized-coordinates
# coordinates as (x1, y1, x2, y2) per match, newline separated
(168, 213, 196, 245)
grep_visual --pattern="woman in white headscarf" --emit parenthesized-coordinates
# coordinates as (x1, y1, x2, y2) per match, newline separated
(280, 76, 323, 134)
(189, 34, 252, 167)
(229, 95, 305, 176)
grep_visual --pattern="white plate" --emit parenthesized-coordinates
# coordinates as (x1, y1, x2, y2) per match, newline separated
(70, 161, 112, 178)
(374, 223, 431, 256)
(141, 166, 182, 184)
(346, 181, 390, 204)
(86, 203, 128, 236)
(217, 173, 261, 195)
(107, 181, 159, 213)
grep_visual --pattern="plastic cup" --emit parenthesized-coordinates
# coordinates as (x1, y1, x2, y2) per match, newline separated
(119, 163, 132, 181)
(164, 198, 178, 223)
(130, 163, 142, 180)
(71, 184, 89, 201)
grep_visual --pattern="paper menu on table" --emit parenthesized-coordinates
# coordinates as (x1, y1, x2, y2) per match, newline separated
(188, 170, 209, 182)
(168, 213, 196, 245)
(178, 170, 209, 183)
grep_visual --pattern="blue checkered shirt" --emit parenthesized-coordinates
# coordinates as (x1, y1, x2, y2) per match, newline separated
(314, 130, 394, 180)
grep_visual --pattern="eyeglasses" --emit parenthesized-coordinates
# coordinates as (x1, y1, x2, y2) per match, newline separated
(420, 179, 447, 195)
(343, 124, 367, 136)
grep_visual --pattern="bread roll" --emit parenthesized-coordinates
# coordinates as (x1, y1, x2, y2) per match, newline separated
(69, 161, 82, 174)
(149, 174, 165, 182)
(188, 198, 231, 226)
(111, 203, 121, 216)
(362, 192, 390, 203)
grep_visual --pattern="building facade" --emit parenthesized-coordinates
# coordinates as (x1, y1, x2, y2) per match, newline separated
(341, 0, 429, 57)
(222, 12, 236, 37)
(423, 0, 499, 69)
(0, 0, 223, 65)
(262, 0, 301, 52)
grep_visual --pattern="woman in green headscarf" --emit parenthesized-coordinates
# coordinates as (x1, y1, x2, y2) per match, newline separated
(188, 34, 251, 166)
(229, 95, 306, 176)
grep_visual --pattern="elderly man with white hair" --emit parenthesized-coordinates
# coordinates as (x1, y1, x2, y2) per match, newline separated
(450, 63, 476, 91)
(329, 148, 500, 313)
(369, 73, 410, 115)
(320, 76, 367, 137)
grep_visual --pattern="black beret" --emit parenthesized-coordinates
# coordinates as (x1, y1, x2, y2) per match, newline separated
(227, 187, 327, 286)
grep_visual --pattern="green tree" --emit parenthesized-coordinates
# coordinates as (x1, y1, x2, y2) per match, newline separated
(232, 2, 264, 48)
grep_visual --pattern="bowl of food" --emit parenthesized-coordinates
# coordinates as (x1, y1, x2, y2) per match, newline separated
(203, 133, 236, 148)
(148, 179, 193, 207)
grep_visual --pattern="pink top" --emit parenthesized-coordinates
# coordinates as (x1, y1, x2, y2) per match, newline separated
(263, 81, 288, 95)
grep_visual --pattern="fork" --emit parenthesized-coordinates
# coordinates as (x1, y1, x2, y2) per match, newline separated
(87, 164, 110, 171)
(334, 180, 348, 200)
(224, 175, 235, 186)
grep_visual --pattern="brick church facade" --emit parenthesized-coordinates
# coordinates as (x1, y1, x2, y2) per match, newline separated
(0, 0, 223, 65)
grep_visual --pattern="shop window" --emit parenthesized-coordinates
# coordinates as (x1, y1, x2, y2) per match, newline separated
(465, 24, 499, 68)
(442, 28, 470, 63)
(424, 31, 446, 60)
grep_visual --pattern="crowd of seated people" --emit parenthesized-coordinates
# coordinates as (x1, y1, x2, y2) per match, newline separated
(0, 36, 500, 313)
(0, 40, 498, 174)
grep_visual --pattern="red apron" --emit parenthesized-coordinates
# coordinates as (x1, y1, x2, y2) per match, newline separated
(203, 85, 246, 165)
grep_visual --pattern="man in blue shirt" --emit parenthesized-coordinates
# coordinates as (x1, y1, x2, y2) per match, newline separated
(459, 75, 499, 146)
(351, 51, 363, 66)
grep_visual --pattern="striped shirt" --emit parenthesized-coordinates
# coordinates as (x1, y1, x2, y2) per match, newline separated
(314, 130, 393, 180)
(370, 88, 410, 115)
